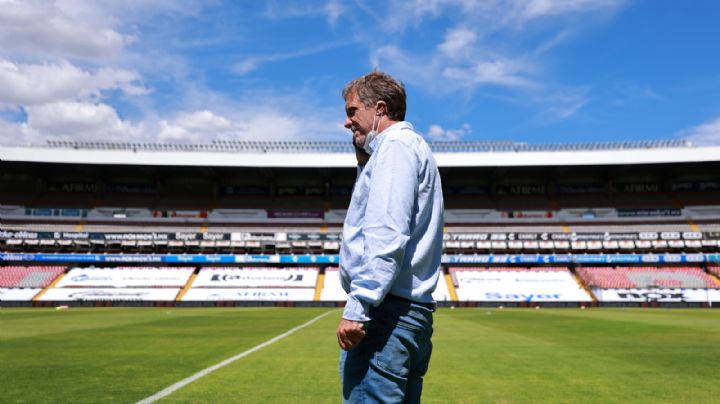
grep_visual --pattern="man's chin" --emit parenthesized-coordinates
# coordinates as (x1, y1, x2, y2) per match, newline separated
(353, 136, 366, 148)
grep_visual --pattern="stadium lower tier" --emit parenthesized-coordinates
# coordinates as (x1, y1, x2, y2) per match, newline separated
(2, 265, 720, 306)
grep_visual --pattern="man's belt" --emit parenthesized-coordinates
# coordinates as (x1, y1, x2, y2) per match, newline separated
(385, 293, 436, 310)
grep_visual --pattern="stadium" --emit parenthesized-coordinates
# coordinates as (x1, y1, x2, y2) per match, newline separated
(2, 139, 720, 402)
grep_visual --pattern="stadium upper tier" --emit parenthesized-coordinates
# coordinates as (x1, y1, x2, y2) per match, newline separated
(1, 139, 718, 167)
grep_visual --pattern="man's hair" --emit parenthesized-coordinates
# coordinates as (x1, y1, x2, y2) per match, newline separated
(342, 71, 406, 121)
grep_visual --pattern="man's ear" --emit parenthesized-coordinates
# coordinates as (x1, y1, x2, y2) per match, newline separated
(376, 101, 387, 116)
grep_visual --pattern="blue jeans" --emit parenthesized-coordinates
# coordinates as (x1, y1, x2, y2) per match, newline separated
(339, 296, 435, 403)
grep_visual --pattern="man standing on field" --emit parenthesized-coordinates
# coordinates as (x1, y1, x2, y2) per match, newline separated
(336, 71, 444, 403)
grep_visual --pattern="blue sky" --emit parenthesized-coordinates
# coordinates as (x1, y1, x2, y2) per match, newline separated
(1, 0, 719, 146)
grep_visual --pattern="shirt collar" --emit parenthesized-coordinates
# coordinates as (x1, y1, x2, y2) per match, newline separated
(366, 121, 413, 154)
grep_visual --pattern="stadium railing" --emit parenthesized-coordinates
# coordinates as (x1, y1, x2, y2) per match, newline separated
(42, 139, 693, 153)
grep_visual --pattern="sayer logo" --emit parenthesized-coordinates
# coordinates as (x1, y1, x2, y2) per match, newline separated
(617, 292, 686, 301)
(485, 293, 562, 301)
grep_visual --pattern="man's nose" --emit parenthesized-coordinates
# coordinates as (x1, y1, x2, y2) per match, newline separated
(344, 117, 352, 129)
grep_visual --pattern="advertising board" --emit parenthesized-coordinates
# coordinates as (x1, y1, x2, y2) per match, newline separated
(0, 288, 40, 301)
(182, 288, 315, 301)
(193, 267, 318, 288)
(454, 270, 592, 302)
(56, 267, 194, 288)
(38, 288, 180, 301)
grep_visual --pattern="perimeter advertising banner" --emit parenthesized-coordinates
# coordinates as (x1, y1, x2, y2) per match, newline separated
(193, 268, 318, 288)
(319, 268, 451, 302)
(593, 288, 720, 302)
(181, 288, 316, 301)
(454, 271, 592, 302)
(38, 288, 180, 301)
(0, 288, 40, 301)
(56, 268, 194, 288)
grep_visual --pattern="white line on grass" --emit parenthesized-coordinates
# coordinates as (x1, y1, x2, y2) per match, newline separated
(137, 310, 336, 404)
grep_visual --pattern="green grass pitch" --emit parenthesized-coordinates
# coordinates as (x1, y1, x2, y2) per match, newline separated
(2, 307, 720, 403)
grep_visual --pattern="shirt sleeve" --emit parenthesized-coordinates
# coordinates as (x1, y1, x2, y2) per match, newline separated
(343, 138, 418, 321)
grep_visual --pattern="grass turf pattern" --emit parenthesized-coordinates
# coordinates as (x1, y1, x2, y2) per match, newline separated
(1, 308, 719, 403)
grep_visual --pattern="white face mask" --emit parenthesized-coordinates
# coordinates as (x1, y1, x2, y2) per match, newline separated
(362, 110, 381, 155)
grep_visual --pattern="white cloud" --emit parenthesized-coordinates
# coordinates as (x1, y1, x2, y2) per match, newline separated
(438, 27, 476, 58)
(324, 0, 344, 25)
(15, 101, 144, 144)
(0, 59, 148, 107)
(0, 99, 347, 146)
(443, 60, 535, 89)
(518, 0, 624, 22)
(0, 119, 25, 145)
(158, 110, 239, 143)
(370, 45, 436, 85)
(233, 59, 260, 76)
(262, 0, 345, 24)
(0, 0, 129, 59)
(426, 123, 470, 141)
(367, 0, 625, 124)
(383, 0, 625, 33)
(677, 118, 720, 146)
(533, 86, 590, 122)
(380, 0, 627, 33)
(611, 82, 663, 106)
(157, 106, 344, 144)
(232, 40, 348, 76)
(381, 0, 445, 32)
(238, 111, 313, 141)
(135, 83, 348, 144)
(372, 44, 534, 92)
(175, 110, 233, 132)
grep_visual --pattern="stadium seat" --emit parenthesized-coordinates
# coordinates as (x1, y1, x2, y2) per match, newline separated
(576, 266, 719, 289)
(0, 266, 65, 288)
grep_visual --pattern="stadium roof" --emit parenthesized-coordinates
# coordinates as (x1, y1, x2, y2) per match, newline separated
(1, 139, 719, 168)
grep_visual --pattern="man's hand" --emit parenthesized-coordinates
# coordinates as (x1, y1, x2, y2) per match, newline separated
(353, 140, 370, 165)
(337, 318, 367, 351)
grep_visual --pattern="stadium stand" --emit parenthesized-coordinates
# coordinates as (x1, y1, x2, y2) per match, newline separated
(2, 139, 720, 306)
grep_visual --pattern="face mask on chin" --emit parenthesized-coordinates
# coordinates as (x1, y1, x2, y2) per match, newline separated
(362, 112, 380, 155)
(350, 102, 383, 155)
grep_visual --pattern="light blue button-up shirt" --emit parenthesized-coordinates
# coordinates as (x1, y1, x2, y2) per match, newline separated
(340, 121, 444, 322)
